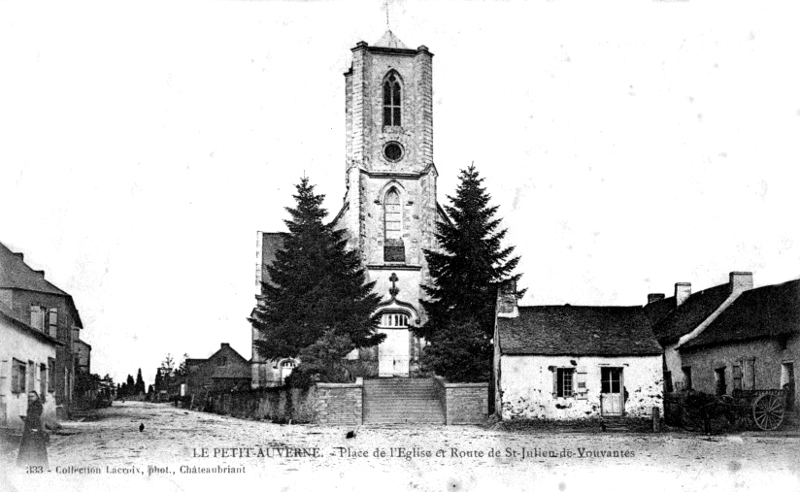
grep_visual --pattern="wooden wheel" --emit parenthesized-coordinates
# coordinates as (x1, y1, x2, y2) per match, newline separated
(752, 394, 785, 431)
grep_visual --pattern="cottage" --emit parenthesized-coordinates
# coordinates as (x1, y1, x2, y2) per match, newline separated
(651, 272, 754, 392)
(494, 283, 663, 420)
(185, 343, 251, 400)
(678, 278, 798, 412)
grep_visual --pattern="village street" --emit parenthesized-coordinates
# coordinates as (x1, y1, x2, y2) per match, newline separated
(1, 402, 799, 492)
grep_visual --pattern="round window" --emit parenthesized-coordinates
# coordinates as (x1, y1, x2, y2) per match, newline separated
(383, 142, 404, 163)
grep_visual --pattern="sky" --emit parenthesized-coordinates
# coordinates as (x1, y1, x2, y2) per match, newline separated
(1, 0, 799, 386)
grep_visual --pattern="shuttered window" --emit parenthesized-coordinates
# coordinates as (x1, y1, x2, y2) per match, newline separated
(555, 368, 574, 398)
(48, 358, 56, 392)
(30, 305, 45, 331)
(12, 359, 26, 393)
(48, 308, 58, 338)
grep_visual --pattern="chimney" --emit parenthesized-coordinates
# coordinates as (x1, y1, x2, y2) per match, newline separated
(221, 343, 230, 348)
(729, 271, 753, 294)
(647, 293, 665, 304)
(13, 252, 24, 261)
(675, 282, 691, 306)
(35, 270, 45, 279)
(497, 280, 519, 318)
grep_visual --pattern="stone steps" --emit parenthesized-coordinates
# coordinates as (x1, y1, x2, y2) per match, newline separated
(363, 378, 445, 425)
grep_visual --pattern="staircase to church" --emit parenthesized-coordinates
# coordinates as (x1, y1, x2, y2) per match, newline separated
(362, 378, 445, 424)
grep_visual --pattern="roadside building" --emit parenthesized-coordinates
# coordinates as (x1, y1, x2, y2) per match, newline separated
(678, 278, 798, 412)
(493, 283, 664, 420)
(186, 343, 251, 401)
(651, 272, 754, 392)
(0, 242, 85, 418)
(0, 309, 60, 428)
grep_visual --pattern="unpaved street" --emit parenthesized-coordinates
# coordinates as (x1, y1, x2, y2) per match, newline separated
(1, 401, 799, 492)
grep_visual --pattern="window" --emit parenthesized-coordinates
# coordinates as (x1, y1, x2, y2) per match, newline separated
(48, 358, 56, 393)
(556, 368, 574, 398)
(715, 367, 727, 395)
(744, 359, 756, 389)
(12, 359, 26, 393)
(664, 371, 673, 393)
(383, 188, 405, 262)
(380, 313, 409, 327)
(732, 364, 743, 391)
(48, 308, 58, 338)
(382, 72, 401, 126)
(682, 366, 693, 391)
(30, 305, 45, 331)
(39, 363, 47, 401)
(27, 361, 35, 392)
(601, 367, 622, 394)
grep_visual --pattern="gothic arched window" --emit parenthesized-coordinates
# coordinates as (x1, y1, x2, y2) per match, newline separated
(383, 73, 402, 126)
(383, 187, 405, 262)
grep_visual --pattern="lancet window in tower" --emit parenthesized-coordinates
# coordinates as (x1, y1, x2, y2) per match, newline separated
(383, 188, 405, 262)
(383, 73, 402, 126)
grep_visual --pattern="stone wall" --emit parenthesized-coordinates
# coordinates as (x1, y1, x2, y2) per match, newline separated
(435, 377, 489, 425)
(314, 382, 363, 425)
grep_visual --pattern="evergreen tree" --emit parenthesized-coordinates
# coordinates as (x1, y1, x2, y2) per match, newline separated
(413, 164, 523, 382)
(135, 369, 145, 395)
(249, 177, 384, 382)
(125, 374, 135, 396)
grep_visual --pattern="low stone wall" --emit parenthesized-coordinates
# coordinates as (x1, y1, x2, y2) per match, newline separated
(204, 380, 362, 424)
(314, 382, 363, 425)
(205, 386, 316, 423)
(435, 378, 489, 425)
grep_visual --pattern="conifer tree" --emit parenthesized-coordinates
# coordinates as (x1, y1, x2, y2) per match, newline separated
(413, 165, 523, 382)
(135, 369, 145, 395)
(249, 177, 384, 382)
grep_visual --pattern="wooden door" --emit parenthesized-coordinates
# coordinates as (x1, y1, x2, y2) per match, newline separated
(601, 367, 624, 416)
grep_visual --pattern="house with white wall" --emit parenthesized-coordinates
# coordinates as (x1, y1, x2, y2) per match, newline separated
(0, 309, 60, 429)
(494, 282, 663, 420)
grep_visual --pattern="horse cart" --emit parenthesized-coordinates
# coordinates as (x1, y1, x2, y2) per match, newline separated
(676, 389, 786, 432)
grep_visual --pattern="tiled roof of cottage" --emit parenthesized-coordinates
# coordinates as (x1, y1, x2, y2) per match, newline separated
(651, 283, 731, 345)
(497, 305, 662, 356)
(190, 344, 251, 380)
(643, 295, 676, 325)
(681, 279, 800, 350)
(0, 241, 68, 296)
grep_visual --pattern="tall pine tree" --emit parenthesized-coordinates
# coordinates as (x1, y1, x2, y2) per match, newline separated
(413, 164, 523, 382)
(249, 177, 384, 383)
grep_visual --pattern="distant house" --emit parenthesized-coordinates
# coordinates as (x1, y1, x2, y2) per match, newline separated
(678, 278, 798, 411)
(0, 309, 60, 428)
(494, 283, 663, 420)
(185, 343, 251, 400)
(651, 272, 754, 392)
(73, 339, 91, 375)
(0, 242, 85, 418)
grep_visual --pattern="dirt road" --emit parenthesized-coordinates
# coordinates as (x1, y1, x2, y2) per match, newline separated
(1, 401, 798, 492)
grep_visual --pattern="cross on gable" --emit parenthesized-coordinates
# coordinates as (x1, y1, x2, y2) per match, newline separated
(389, 272, 399, 298)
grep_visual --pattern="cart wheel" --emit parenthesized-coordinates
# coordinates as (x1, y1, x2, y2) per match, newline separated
(752, 394, 785, 431)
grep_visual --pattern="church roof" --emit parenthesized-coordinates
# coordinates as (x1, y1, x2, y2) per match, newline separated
(374, 30, 408, 49)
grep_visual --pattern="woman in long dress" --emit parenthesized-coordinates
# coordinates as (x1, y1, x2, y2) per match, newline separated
(17, 391, 49, 468)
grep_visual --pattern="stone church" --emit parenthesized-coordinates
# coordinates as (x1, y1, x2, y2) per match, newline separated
(251, 31, 448, 388)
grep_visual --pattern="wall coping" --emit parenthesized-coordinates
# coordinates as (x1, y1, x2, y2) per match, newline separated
(442, 382, 489, 389)
(316, 382, 362, 389)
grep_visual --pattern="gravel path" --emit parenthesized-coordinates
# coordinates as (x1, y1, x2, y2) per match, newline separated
(2, 401, 798, 492)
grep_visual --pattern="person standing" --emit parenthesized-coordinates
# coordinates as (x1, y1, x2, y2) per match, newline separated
(17, 391, 49, 468)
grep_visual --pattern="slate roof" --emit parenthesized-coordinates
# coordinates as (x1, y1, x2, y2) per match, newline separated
(643, 295, 675, 325)
(497, 305, 662, 356)
(682, 279, 800, 350)
(651, 283, 731, 345)
(0, 241, 68, 296)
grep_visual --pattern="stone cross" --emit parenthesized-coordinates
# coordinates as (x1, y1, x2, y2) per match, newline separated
(389, 272, 399, 298)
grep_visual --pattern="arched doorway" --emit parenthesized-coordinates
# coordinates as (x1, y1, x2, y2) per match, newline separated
(377, 310, 412, 377)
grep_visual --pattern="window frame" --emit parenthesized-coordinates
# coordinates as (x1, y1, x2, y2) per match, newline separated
(555, 367, 575, 398)
(382, 72, 402, 127)
(682, 366, 693, 391)
(12, 358, 27, 394)
(47, 357, 56, 393)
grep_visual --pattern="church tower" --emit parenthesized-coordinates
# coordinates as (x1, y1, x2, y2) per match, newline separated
(334, 31, 445, 377)
(253, 31, 445, 387)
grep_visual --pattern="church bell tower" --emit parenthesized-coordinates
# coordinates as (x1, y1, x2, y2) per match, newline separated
(336, 31, 444, 377)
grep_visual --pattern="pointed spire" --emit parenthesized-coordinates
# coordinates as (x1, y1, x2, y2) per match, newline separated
(374, 30, 408, 49)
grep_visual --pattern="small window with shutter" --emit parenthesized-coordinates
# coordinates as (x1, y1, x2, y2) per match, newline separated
(554, 368, 575, 398)
(575, 366, 588, 399)
(48, 308, 58, 337)
(12, 359, 26, 393)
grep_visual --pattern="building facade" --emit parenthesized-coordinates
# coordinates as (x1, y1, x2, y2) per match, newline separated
(1, 242, 84, 422)
(252, 31, 446, 387)
(494, 283, 664, 420)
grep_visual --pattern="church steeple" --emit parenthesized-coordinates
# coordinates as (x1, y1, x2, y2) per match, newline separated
(374, 30, 408, 49)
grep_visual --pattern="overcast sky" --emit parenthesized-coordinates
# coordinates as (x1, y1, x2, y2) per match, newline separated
(1, 0, 798, 385)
